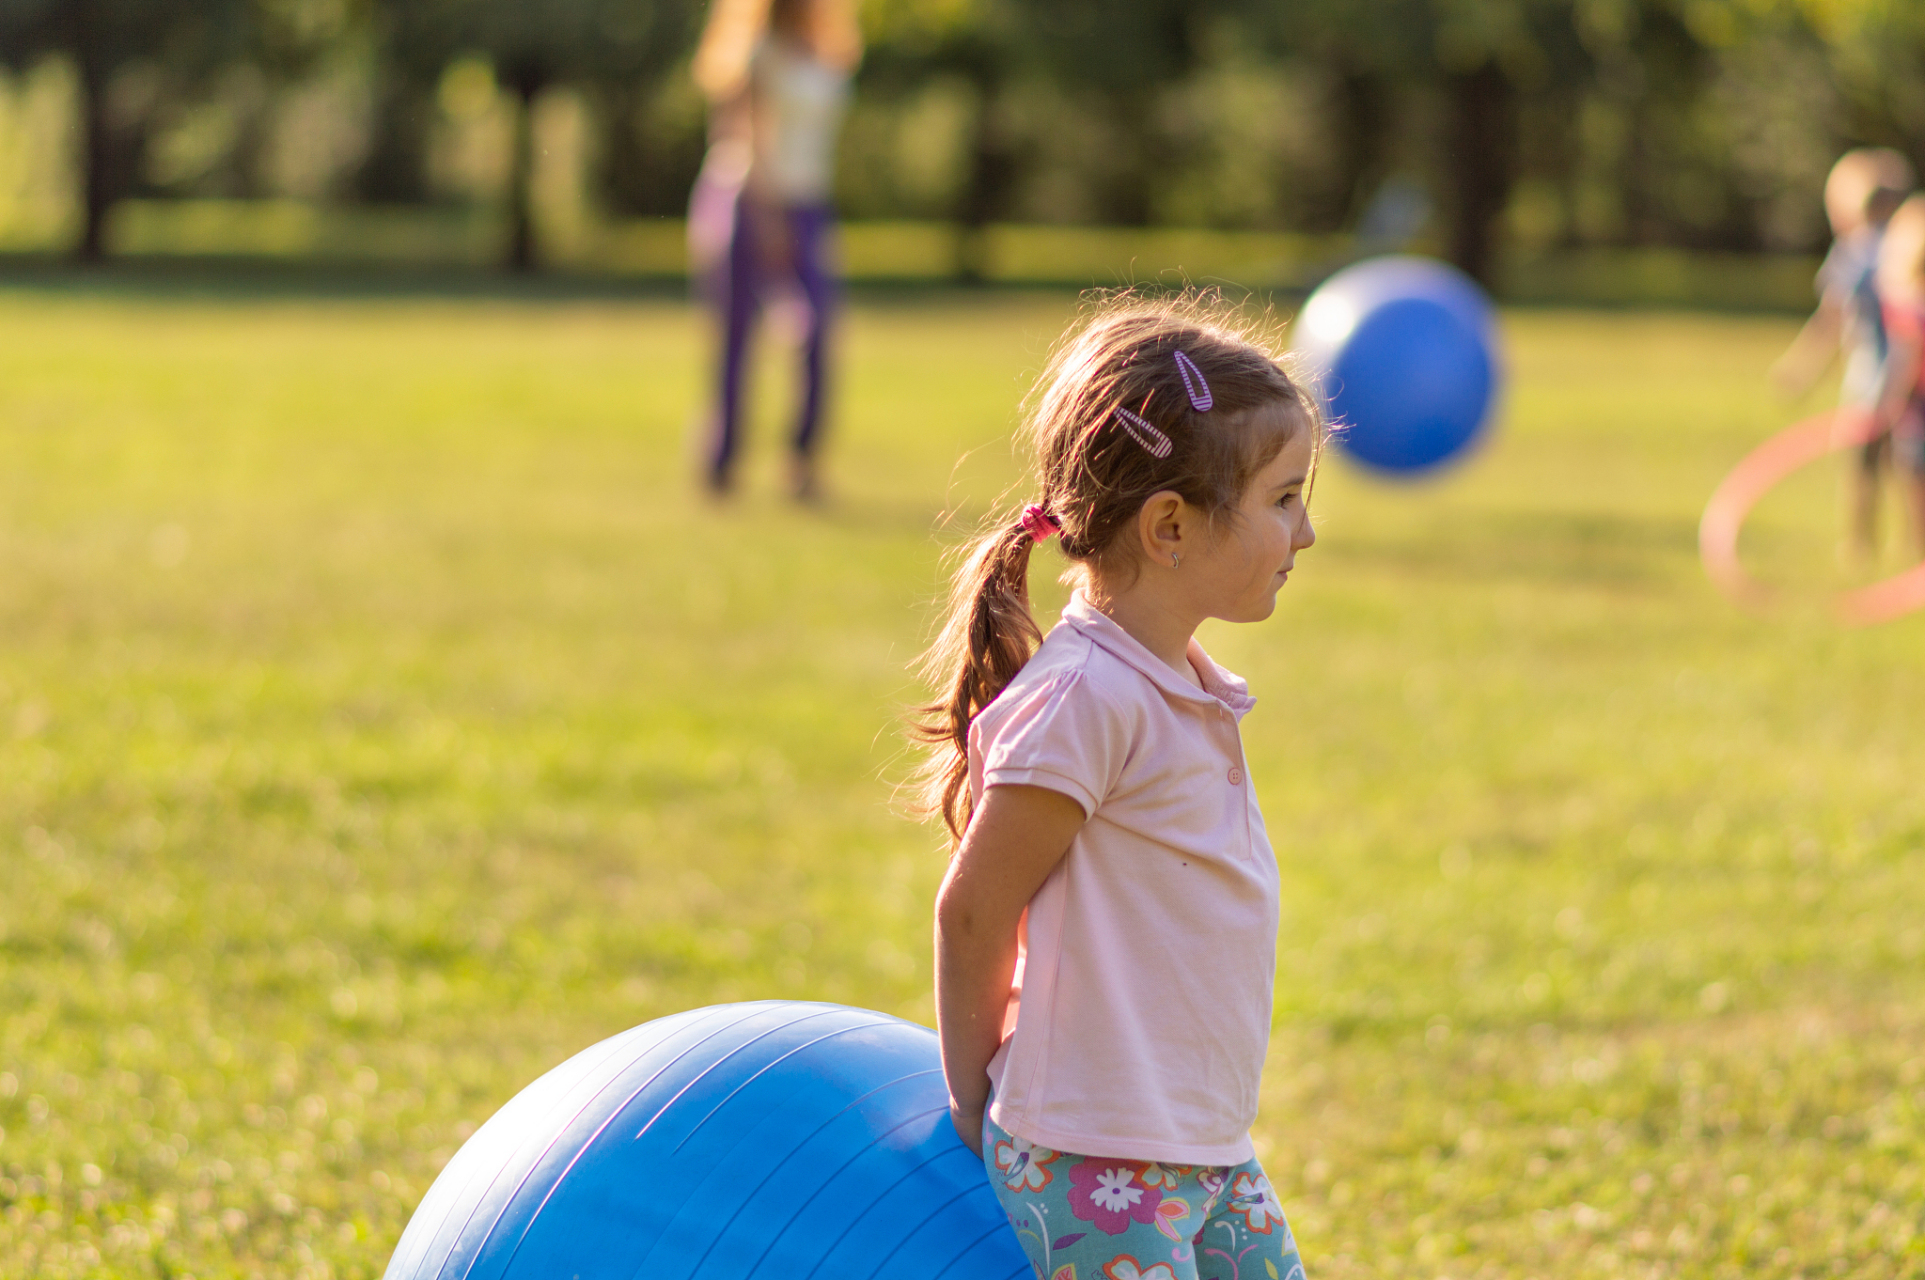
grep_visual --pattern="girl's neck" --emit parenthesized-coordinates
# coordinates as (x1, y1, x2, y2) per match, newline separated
(1084, 582, 1204, 689)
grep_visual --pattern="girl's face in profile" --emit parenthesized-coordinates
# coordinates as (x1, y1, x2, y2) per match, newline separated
(1186, 410, 1318, 624)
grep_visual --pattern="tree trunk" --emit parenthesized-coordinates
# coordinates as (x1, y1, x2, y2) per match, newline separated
(952, 67, 1016, 284)
(1328, 67, 1391, 232)
(1440, 62, 1516, 288)
(1095, 92, 1157, 227)
(597, 85, 649, 217)
(219, 66, 272, 199)
(502, 71, 544, 273)
(1541, 89, 1583, 250)
(356, 75, 433, 204)
(1555, 103, 1583, 249)
(74, 6, 111, 262)
(1621, 95, 1663, 246)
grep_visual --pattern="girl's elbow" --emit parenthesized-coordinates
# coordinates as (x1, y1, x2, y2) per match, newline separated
(934, 885, 973, 940)
(934, 881, 996, 945)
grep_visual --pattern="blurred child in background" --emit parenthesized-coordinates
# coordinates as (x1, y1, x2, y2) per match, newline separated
(1772, 147, 1914, 561)
(690, 0, 861, 501)
(1874, 195, 1925, 557)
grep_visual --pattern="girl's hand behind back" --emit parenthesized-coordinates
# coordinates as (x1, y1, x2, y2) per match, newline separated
(949, 1100, 986, 1159)
(934, 784, 1085, 1160)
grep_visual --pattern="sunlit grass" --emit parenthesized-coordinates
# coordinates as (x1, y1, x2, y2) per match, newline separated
(1, 282, 1920, 1279)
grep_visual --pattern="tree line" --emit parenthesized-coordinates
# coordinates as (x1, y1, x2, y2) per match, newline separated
(2, 0, 1922, 283)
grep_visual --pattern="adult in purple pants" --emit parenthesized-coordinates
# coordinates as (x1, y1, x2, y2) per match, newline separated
(691, 0, 861, 500)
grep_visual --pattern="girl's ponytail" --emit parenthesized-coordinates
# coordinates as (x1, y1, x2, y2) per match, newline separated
(912, 510, 1046, 840)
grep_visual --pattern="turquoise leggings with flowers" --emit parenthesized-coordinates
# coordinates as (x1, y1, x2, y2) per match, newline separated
(983, 1110, 1306, 1280)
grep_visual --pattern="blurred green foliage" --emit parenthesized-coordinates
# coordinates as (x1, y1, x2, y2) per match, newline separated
(0, 0, 1922, 274)
(0, 283, 1922, 1278)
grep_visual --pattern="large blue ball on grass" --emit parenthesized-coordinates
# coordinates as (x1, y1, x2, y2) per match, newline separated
(383, 1001, 1026, 1280)
(1290, 255, 1501, 475)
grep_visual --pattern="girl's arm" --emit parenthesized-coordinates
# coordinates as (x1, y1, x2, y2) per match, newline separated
(934, 783, 1084, 1157)
(1770, 297, 1841, 397)
(706, 86, 752, 149)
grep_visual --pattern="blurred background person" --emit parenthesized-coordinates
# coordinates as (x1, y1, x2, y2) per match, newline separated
(689, 0, 862, 501)
(1875, 194, 1925, 556)
(1771, 147, 1915, 560)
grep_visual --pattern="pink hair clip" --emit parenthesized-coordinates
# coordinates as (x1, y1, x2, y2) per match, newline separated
(1114, 407, 1174, 459)
(1173, 350, 1213, 412)
(1020, 504, 1061, 543)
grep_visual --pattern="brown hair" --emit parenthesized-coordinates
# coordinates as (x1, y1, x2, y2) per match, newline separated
(692, 0, 863, 101)
(1825, 147, 1915, 231)
(911, 293, 1322, 840)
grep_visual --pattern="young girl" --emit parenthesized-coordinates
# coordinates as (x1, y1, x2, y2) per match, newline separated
(690, 0, 862, 500)
(917, 298, 1319, 1280)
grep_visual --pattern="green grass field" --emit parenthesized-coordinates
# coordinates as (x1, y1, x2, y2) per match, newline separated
(1, 277, 1921, 1280)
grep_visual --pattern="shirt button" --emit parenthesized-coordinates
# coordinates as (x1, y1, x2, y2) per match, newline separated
(1227, 766, 1243, 785)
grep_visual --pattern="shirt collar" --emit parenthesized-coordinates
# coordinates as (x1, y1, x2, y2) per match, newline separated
(1059, 592, 1257, 720)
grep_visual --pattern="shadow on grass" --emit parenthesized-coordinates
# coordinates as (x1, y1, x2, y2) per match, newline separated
(0, 252, 691, 304)
(1323, 508, 1703, 588)
(0, 253, 1303, 310)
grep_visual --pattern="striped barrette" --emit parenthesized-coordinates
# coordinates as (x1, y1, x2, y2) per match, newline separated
(1173, 350, 1213, 412)
(1114, 407, 1173, 459)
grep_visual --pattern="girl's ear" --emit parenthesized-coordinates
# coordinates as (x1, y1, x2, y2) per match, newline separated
(1136, 490, 1186, 566)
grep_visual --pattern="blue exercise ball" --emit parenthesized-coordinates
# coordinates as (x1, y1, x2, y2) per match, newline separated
(383, 1001, 1026, 1280)
(1290, 255, 1501, 475)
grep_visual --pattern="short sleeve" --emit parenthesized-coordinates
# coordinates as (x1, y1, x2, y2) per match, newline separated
(977, 671, 1130, 817)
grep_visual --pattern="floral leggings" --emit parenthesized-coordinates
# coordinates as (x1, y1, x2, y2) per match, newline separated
(982, 1110, 1307, 1280)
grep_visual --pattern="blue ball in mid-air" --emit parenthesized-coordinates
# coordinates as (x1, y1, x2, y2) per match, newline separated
(1290, 255, 1501, 475)
(382, 1002, 1026, 1280)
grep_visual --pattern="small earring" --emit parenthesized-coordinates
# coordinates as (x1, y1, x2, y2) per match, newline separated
(1170, 552, 1180, 569)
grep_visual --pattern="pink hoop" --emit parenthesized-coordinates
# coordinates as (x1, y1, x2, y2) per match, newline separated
(1699, 407, 1925, 626)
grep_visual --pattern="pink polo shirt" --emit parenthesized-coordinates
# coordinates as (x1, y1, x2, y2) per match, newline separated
(969, 593, 1279, 1165)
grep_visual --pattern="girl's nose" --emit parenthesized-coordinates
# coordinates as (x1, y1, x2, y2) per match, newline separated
(1296, 516, 1317, 550)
